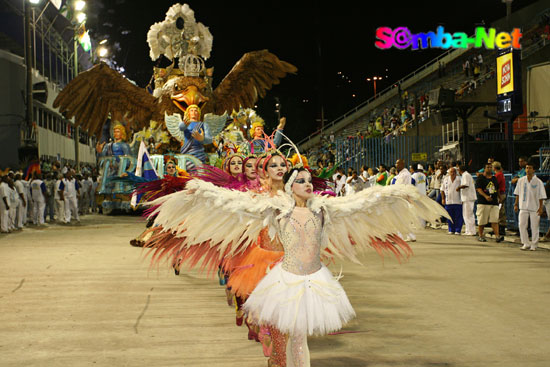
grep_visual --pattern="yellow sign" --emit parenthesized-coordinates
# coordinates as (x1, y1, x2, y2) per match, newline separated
(497, 52, 514, 95)
(411, 153, 427, 162)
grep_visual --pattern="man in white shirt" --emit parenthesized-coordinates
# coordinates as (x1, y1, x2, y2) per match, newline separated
(90, 176, 99, 213)
(14, 173, 26, 229)
(24, 177, 32, 225)
(457, 166, 477, 235)
(346, 171, 363, 195)
(79, 173, 92, 215)
(60, 172, 80, 224)
(393, 159, 412, 185)
(30, 173, 47, 225)
(360, 165, 369, 181)
(0, 175, 11, 233)
(392, 159, 416, 241)
(7, 178, 19, 231)
(54, 174, 65, 223)
(514, 161, 546, 251)
(333, 168, 347, 196)
(412, 164, 427, 227)
(441, 167, 463, 234)
(412, 164, 427, 196)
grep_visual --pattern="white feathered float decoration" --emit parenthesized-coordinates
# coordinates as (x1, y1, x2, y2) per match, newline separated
(147, 3, 213, 64)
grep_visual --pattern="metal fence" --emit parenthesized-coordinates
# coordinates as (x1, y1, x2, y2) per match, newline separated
(333, 135, 442, 172)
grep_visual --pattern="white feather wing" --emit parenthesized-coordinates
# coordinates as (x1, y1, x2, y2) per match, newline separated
(203, 112, 228, 138)
(164, 112, 185, 142)
(148, 179, 282, 257)
(310, 184, 449, 263)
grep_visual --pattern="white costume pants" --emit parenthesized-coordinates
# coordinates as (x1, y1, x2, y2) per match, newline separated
(55, 199, 65, 222)
(64, 197, 79, 223)
(1, 206, 9, 232)
(9, 206, 17, 230)
(16, 203, 25, 228)
(32, 199, 46, 225)
(462, 200, 476, 235)
(22, 197, 28, 224)
(519, 210, 540, 249)
(81, 192, 89, 214)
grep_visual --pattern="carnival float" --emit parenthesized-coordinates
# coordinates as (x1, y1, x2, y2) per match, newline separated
(53, 3, 296, 213)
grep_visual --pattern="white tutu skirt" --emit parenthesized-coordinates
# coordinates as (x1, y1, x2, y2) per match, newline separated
(243, 263, 356, 336)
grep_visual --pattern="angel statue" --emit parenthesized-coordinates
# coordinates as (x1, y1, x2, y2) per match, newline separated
(144, 161, 448, 366)
(164, 104, 227, 168)
(96, 123, 131, 157)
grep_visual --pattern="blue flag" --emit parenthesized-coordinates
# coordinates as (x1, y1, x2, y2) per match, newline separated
(131, 141, 159, 207)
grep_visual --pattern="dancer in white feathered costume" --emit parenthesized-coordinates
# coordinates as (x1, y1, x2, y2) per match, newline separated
(146, 166, 448, 367)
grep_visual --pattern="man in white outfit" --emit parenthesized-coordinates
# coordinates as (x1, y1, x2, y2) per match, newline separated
(60, 172, 80, 224)
(90, 176, 99, 212)
(458, 165, 477, 235)
(54, 174, 65, 222)
(412, 164, 427, 228)
(79, 173, 92, 215)
(441, 167, 463, 235)
(30, 173, 48, 225)
(8, 178, 19, 231)
(0, 175, 11, 233)
(392, 159, 416, 241)
(14, 173, 27, 229)
(514, 161, 546, 251)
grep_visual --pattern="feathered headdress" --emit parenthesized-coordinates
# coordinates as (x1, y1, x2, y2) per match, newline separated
(289, 153, 308, 169)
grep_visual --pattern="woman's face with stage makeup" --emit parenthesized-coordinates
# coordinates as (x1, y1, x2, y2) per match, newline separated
(229, 156, 243, 176)
(292, 170, 313, 200)
(244, 158, 257, 180)
(256, 157, 266, 179)
(266, 155, 287, 181)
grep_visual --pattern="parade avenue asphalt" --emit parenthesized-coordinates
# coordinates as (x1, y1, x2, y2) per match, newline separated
(1, 213, 549, 367)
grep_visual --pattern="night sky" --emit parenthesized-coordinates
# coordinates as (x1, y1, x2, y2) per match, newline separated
(85, 0, 539, 141)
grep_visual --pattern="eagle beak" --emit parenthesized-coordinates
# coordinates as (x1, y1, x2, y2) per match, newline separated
(171, 85, 209, 113)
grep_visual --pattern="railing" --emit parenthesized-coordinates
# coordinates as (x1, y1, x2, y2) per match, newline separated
(522, 36, 549, 59)
(328, 135, 442, 172)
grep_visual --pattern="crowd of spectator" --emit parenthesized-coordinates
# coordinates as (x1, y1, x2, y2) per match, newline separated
(0, 159, 100, 234)
(315, 154, 550, 250)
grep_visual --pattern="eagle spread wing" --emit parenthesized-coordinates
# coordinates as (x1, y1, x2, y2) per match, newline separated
(211, 50, 297, 115)
(53, 62, 162, 138)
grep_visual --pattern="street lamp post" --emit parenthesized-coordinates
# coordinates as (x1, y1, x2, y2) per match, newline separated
(25, 1, 34, 139)
(366, 76, 384, 98)
(74, 32, 80, 171)
(71, 0, 86, 171)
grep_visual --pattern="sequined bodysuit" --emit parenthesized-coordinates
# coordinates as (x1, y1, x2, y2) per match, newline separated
(277, 206, 324, 367)
(279, 206, 323, 276)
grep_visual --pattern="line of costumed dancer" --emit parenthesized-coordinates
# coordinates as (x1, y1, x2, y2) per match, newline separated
(136, 131, 448, 367)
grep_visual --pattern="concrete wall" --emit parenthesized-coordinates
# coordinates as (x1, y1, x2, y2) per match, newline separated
(0, 56, 25, 169)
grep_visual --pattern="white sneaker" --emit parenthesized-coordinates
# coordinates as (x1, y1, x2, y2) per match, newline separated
(530, 247, 537, 251)
(520, 244, 530, 250)
(455, 232, 461, 235)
